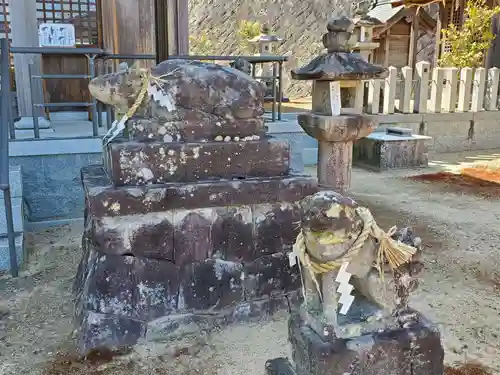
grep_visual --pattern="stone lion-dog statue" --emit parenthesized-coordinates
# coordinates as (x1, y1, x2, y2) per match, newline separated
(292, 191, 424, 335)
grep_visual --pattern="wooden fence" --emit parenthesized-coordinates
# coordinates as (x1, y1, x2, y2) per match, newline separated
(363, 61, 500, 114)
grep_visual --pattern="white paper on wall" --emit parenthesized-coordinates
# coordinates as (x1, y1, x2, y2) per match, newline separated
(38, 23, 76, 47)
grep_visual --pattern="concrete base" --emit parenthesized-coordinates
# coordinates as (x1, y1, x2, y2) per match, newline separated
(14, 116, 51, 130)
(353, 132, 432, 172)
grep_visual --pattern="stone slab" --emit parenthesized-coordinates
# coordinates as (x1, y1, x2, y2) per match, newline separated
(106, 137, 290, 186)
(90, 202, 303, 263)
(288, 311, 444, 375)
(0, 234, 24, 272)
(76, 290, 299, 354)
(353, 138, 429, 172)
(73, 241, 302, 352)
(82, 165, 317, 218)
(128, 116, 266, 142)
(75, 248, 300, 320)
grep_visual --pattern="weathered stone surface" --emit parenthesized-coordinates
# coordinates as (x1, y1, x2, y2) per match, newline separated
(106, 138, 290, 186)
(89, 59, 266, 131)
(243, 252, 301, 300)
(75, 248, 180, 321)
(76, 310, 146, 353)
(254, 202, 301, 256)
(353, 135, 430, 171)
(74, 241, 302, 352)
(298, 113, 377, 142)
(180, 258, 244, 310)
(88, 202, 302, 262)
(288, 311, 444, 375)
(210, 206, 254, 262)
(128, 116, 265, 143)
(74, 239, 301, 318)
(82, 165, 317, 217)
(92, 211, 175, 260)
(173, 208, 222, 266)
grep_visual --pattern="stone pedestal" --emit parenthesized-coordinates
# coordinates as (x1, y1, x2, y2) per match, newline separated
(353, 128, 432, 172)
(75, 59, 318, 354)
(288, 310, 444, 375)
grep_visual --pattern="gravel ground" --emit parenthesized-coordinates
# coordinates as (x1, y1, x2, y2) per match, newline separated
(1, 149, 500, 374)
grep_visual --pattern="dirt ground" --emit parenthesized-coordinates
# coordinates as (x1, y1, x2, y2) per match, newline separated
(1, 149, 500, 375)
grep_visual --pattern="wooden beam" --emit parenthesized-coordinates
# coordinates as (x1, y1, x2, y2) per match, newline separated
(100, 0, 156, 68)
(433, 3, 444, 67)
(384, 29, 391, 67)
(9, 0, 44, 119)
(155, 0, 189, 61)
(408, 11, 419, 69)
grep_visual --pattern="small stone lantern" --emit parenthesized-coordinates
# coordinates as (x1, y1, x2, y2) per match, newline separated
(249, 24, 283, 100)
(249, 24, 282, 55)
(291, 16, 388, 194)
(352, 2, 382, 62)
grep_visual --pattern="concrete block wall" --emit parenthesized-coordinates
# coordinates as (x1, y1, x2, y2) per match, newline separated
(0, 166, 25, 272)
(9, 138, 102, 223)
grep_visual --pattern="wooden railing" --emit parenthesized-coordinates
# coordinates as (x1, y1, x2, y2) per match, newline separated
(362, 61, 500, 114)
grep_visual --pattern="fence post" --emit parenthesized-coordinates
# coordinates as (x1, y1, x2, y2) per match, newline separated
(400, 66, 412, 113)
(367, 79, 381, 114)
(0, 38, 19, 278)
(383, 66, 397, 114)
(442, 67, 458, 113)
(471, 68, 486, 112)
(429, 67, 444, 113)
(354, 81, 365, 112)
(485, 67, 500, 111)
(457, 67, 473, 112)
(414, 61, 430, 113)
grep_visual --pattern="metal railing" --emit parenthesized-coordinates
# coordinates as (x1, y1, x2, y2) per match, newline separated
(2, 44, 288, 141)
(0, 38, 18, 277)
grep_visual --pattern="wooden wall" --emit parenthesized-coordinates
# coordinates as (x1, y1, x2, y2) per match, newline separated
(373, 20, 411, 69)
(0, 0, 100, 112)
(42, 53, 91, 112)
(100, 0, 156, 69)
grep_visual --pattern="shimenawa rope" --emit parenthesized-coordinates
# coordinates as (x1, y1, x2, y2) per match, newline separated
(292, 206, 417, 300)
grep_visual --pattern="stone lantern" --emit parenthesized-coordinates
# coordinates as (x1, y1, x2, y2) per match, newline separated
(352, 1, 382, 62)
(249, 24, 284, 100)
(291, 16, 388, 194)
(249, 24, 282, 55)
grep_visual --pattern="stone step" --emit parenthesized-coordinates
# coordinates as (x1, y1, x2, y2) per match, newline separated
(0, 197, 24, 236)
(128, 117, 265, 143)
(82, 165, 317, 217)
(105, 137, 290, 186)
(0, 233, 24, 272)
(0, 166, 23, 199)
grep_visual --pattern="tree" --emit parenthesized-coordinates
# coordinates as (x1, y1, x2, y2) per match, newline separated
(237, 20, 262, 53)
(439, 0, 500, 68)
